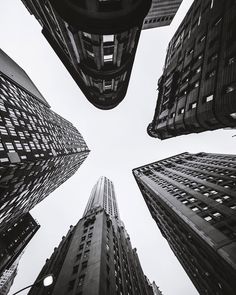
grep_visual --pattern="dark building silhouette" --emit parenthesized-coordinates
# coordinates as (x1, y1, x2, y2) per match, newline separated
(0, 49, 89, 232)
(20, 0, 151, 110)
(143, 0, 183, 30)
(0, 213, 39, 277)
(148, 0, 236, 139)
(28, 176, 159, 295)
(133, 152, 236, 295)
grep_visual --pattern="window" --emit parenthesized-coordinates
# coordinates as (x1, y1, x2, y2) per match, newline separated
(87, 50, 94, 58)
(199, 35, 206, 43)
(191, 207, 199, 212)
(203, 94, 214, 103)
(214, 17, 222, 27)
(178, 108, 184, 114)
(103, 35, 114, 42)
(82, 261, 88, 270)
(196, 67, 201, 74)
(230, 113, 236, 119)
(78, 275, 85, 287)
(68, 280, 75, 291)
(86, 241, 91, 248)
(227, 56, 236, 65)
(73, 265, 79, 274)
(206, 70, 216, 79)
(213, 212, 222, 218)
(204, 192, 210, 197)
(208, 53, 218, 63)
(189, 102, 197, 110)
(194, 81, 200, 88)
(104, 54, 113, 62)
(204, 216, 212, 222)
(76, 254, 82, 261)
(82, 32, 91, 39)
(215, 198, 223, 203)
(224, 83, 236, 94)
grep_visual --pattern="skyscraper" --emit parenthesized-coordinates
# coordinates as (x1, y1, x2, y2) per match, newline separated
(0, 255, 21, 295)
(0, 49, 89, 232)
(28, 177, 159, 295)
(20, 0, 151, 109)
(0, 213, 40, 276)
(142, 0, 183, 30)
(133, 152, 236, 295)
(148, 0, 236, 139)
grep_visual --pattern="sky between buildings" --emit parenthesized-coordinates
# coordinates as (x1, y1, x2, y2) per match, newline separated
(0, 1, 235, 294)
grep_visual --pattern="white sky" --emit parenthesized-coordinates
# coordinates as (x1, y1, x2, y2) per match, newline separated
(1, 1, 235, 294)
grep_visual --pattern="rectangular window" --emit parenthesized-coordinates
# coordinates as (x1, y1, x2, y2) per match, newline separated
(103, 35, 114, 42)
(189, 102, 197, 110)
(203, 94, 214, 103)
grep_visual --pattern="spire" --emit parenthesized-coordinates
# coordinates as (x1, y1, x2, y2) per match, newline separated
(83, 176, 120, 218)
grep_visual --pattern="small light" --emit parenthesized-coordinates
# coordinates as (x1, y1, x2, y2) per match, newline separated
(43, 275, 53, 287)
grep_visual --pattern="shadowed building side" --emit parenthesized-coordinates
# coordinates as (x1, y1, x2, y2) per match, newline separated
(0, 213, 40, 277)
(20, 0, 151, 109)
(133, 152, 236, 295)
(148, 0, 236, 139)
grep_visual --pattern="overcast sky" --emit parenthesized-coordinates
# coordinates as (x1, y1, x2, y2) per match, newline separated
(1, 1, 236, 294)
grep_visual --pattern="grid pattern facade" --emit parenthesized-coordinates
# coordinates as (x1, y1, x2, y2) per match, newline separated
(21, 0, 151, 109)
(29, 177, 156, 295)
(133, 152, 236, 295)
(143, 0, 183, 30)
(0, 50, 89, 232)
(83, 176, 119, 218)
(0, 213, 39, 276)
(148, 0, 236, 139)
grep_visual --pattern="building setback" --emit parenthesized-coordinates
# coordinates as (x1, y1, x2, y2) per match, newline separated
(143, 0, 183, 30)
(0, 213, 39, 277)
(148, 0, 236, 139)
(0, 49, 89, 232)
(133, 152, 236, 295)
(28, 177, 159, 295)
(20, 0, 151, 110)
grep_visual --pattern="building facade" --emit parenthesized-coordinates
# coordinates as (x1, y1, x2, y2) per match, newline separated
(148, 0, 236, 139)
(143, 0, 183, 30)
(0, 213, 39, 277)
(20, 0, 151, 110)
(28, 177, 158, 295)
(0, 255, 21, 295)
(133, 152, 236, 295)
(0, 49, 89, 232)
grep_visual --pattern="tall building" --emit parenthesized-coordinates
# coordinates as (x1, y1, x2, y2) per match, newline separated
(0, 49, 89, 232)
(133, 152, 236, 295)
(28, 177, 158, 295)
(152, 281, 163, 295)
(0, 254, 22, 295)
(0, 213, 39, 276)
(143, 0, 183, 30)
(148, 0, 236, 139)
(20, 0, 151, 110)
